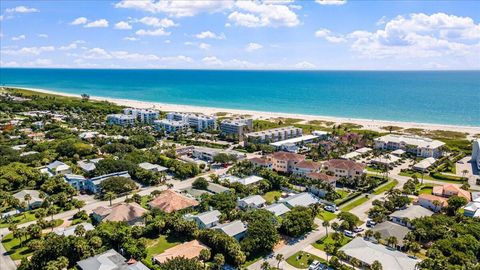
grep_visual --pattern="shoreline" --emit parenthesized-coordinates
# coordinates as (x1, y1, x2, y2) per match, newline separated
(6, 86, 480, 136)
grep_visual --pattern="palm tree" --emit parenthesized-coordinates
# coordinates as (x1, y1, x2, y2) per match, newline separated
(364, 229, 373, 239)
(386, 236, 398, 248)
(261, 261, 271, 270)
(105, 192, 116, 206)
(311, 203, 322, 218)
(350, 257, 361, 268)
(275, 253, 284, 269)
(461, 169, 468, 178)
(199, 249, 211, 269)
(331, 221, 339, 232)
(322, 220, 330, 236)
(373, 231, 382, 243)
(24, 194, 32, 210)
(371, 260, 383, 270)
(74, 224, 86, 237)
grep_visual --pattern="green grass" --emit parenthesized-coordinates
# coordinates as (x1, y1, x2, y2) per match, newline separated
(399, 171, 435, 181)
(145, 235, 185, 259)
(0, 211, 37, 228)
(418, 186, 433, 195)
(373, 179, 399, 195)
(263, 191, 282, 204)
(366, 166, 383, 173)
(286, 251, 326, 269)
(1, 233, 33, 260)
(312, 233, 351, 251)
(340, 196, 370, 212)
(317, 211, 337, 222)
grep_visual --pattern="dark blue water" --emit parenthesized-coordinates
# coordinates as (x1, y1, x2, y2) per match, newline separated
(0, 68, 478, 126)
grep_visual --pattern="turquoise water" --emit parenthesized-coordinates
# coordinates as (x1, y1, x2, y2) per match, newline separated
(0, 68, 479, 126)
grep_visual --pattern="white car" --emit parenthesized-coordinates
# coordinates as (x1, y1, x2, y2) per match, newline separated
(309, 260, 321, 270)
(344, 230, 355, 238)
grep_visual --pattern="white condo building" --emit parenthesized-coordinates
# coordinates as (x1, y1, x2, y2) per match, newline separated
(106, 114, 135, 126)
(124, 108, 159, 124)
(220, 118, 253, 137)
(473, 139, 480, 170)
(153, 119, 189, 133)
(245, 126, 303, 143)
(374, 134, 445, 158)
(167, 112, 216, 132)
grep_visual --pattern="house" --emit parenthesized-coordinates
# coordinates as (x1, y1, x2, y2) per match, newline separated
(148, 189, 199, 213)
(153, 240, 210, 264)
(91, 203, 147, 225)
(374, 134, 445, 158)
(53, 222, 94, 237)
(341, 147, 373, 160)
(153, 119, 189, 133)
(370, 221, 411, 248)
(306, 172, 337, 197)
(417, 194, 448, 212)
(219, 118, 253, 138)
(186, 210, 221, 229)
(413, 157, 437, 171)
(389, 205, 434, 227)
(13, 190, 43, 209)
(224, 175, 263, 186)
(213, 220, 247, 241)
(264, 203, 291, 217)
(237, 195, 266, 209)
(167, 112, 217, 132)
(78, 158, 103, 173)
(339, 237, 419, 270)
(391, 149, 406, 156)
(86, 171, 132, 193)
(463, 201, 480, 218)
(245, 126, 303, 144)
(77, 249, 149, 270)
(280, 192, 318, 208)
(192, 147, 244, 163)
(106, 114, 136, 126)
(138, 162, 168, 172)
(248, 157, 272, 169)
(292, 160, 322, 176)
(124, 108, 159, 124)
(268, 151, 305, 173)
(64, 174, 88, 190)
(323, 159, 366, 180)
(432, 184, 471, 201)
(43, 160, 72, 176)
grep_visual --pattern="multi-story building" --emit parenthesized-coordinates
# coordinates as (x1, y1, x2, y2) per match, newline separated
(106, 114, 135, 126)
(267, 151, 305, 173)
(473, 139, 480, 170)
(292, 160, 322, 176)
(245, 126, 303, 144)
(124, 108, 159, 124)
(323, 159, 366, 180)
(374, 134, 445, 158)
(219, 118, 253, 138)
(153, 119, 189, 133)
(167, 112, 216, 132)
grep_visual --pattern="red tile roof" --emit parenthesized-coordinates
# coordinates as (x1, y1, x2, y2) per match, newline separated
(149, 190, 199, 213)
(270, 151, 305, 162)
(306, 172, 336, 183)
(249, 157, 272, 165)
(295, 160, 322, 170)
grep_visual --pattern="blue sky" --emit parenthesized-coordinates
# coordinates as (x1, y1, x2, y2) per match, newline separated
(1, 0, 479, 69)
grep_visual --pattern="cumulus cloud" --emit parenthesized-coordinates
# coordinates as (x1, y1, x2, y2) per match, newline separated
(228, 1, 299, 27)
(315, 0, 347, 5)
(115, 0, 233, 17)
(124, 36, 139, 41)
(195, 31, 225, 40)
(82, 47, 161, 61)
(137, 16, 176, 28)
(1, 46, 55, 56)
(85, 19, 109, 28)
(114, 21, 132, 30)
(37, 34, 48, 38)
(71, 17, 88, 25)
(245, 42, 263, 52)
(135, 28, 170, 36)
(59, 40, 85, 51)
(185, 41, 211, 50)
(11, 35, 26, 41)
(315, 28, 346, 43)
(5, 6, 39, 13)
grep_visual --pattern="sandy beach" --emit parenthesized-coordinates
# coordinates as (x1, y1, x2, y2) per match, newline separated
(9, 86, 480, 136)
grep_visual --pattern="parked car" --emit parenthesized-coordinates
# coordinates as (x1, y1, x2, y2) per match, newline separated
(309, 260, 321, 270)
(324, 205, 335, 213)
(367, 220, 377, 227)
(344, 230, 355, 238)
(353, 227, 364, 233)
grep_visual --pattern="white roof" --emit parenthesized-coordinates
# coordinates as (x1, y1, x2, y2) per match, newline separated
(13, 190, 42, 204)
(246, 126, 301, 137)
(341, 151, 361, 160)
(356, 147, 372, 154)
(312, 130, 329, 136)
(53, 222, 94, 237)
(391, 149, 406, 155)
(413, 157, 437, 170)
(239, 195, 266, 206)
(214, 220, 247, 237)
(138, 162, 168, 171)
(270, 135, 319, 147)
(280, 192, 318, 208)
(375, 134, 445, 149)
(264, 203, 291, 216)
(225, 175, 263, 185)
(371, 154, 400, 165)
(192, 210, 221, 225)
(20, 151, 39, 156)
(340, 237, 420, 270)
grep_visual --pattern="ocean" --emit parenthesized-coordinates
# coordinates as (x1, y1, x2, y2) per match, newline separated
(0, 68, 479, 126)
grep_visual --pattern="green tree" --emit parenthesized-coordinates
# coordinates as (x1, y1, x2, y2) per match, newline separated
(105, 192, 116, 206)
(370, 260, 383, 270)
(192, 177, 209, 190)
(99, 177, 137, 194)
(241, 209, 279, 257)
(280, 206, 314, 237)
(446, 195, 468, 215)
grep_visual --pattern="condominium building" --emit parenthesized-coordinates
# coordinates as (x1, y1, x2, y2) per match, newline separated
(374, 134, 445, 158)
(245, 126, 303, 144)
(267, 151, 305, 173)
(106, 114, 136, 126)
(167, 112, 216, 132)
(219, 118, 253, 137)
(153, 119, 189, 133)
(473, 139, 480, 170)
(123, 108, 159, 124)
(323, 159, 366, 180)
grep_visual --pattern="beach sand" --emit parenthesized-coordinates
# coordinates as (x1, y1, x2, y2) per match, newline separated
(9, 86, 480, 136)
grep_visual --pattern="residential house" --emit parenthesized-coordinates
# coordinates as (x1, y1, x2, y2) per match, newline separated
(224, 175, 263, 186)
(148, 189, 199, 213)
(280, 192, 318, 208)
(323, 159, 366, 180)
(192, 147, 244, 163)
(64, 174, 88, 190)
(13, 190, 43, 209)
(417, 194, 448, 212)
(389, 205, 434, 228)
(53, 222, 94, 237)
(213, 220, 247, 241)
(78, 158, 103, 174)
(237, 195, 266, 209)
(42, 160, 72, 176)
(463, 201, 480, 218)
(248, 157, 272, 169)
(370, 221, 411, 249)
(138, 162, 168, 172)
(77, 249, 149, 270)
(153, 240, 210, 264)
(264, 203, 291, 217)
(370, 154, 400, 168)
(186, 210, 221, 229)
(268, 151, 305, 173)
(306, 172, 337, 197)
(432, 184, 471, 201)
(374, 134, 445, 158)
(86, 171, 132, 193)
(413, 157, 437, 171)
(91, 203, 147, 225)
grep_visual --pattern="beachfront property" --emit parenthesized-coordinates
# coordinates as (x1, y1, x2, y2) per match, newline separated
(91, 202, 147, 225)
(267, 151, 305, 173)
(374, 134, 445, 158)
(123, 107, 159, 123)
(237, 195, 266, 209)
(86, 171, 132, 193)
(106, 113, 136, 126)
(389, 205, 433, 228)
(77, 249, 149, 270)
(473, 139, 480, 170)
(245, 126, 303, 144)
(269, 134, 319, 152)
(280, 192, 318, 208)
(322, 159, 366, 180)
(186, 209, 221, 229)
(312, 130, 329, 139)
(219, 118, 253, 137)
(339, 237, 419, 270)
(213, 220, 247, 241)
(13, 190, 43, 209)
(148, 189, 199, 213)
(413, 157, 437, 171)
(153, 119, 189, 133)
(167, 112, 217, 132)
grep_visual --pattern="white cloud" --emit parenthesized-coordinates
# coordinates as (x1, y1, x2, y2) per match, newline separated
(202, 56, 223, 66)
(137, 17, 176, 28)
(82, 47, 161, 61)
(315, 28, 346, 43)
(71, 17, 88, 25)
(115, 0, 233, 17)
(185, 41, 211, 50)
(11, 35, 26, 41)
(315, 0, 347, 5)
(5, 6, 39, 13)
(114, 21, 132, 30)
(26, 58, 53, 66)
(160, 55, 194, 63)
(136, 28, 170, 36)
(294, 61, 316, 69)
(228, 1, 299, 27)
(124, 36, 139, 41)
(1, 46, 55, 56)
(59, 41, 84, 50)
(0, 60, 20, 67)
(85, 19, 109, 28)
(245, 42, 263, 52)
(37, 34, 48, 38)
(195, 31, 225, 40)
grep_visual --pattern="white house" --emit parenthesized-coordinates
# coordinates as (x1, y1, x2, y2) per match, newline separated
(187, 210, 221, 229)
(280, 192, 318, 208)
(237, 195, 266, 209)
(138, 162, 168, 172)
(264, 203, 291, 217)
(213, 220, 247, 241)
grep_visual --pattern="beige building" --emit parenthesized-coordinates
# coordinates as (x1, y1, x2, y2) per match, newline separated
(267, 151, 305, 173)
(323, 159, 366, 180)
(245, 126, 302, 144)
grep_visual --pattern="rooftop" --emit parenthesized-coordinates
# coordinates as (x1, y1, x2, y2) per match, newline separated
(214, 220, 247, 237)
(371, 221, 411, 246)
(77, 249, 149, 270)
(390, 205, 434, 220)
(280, 192, 318, 208)
(153, 240, 209, 264)
(239, 195, 266, 206)
(92, 202, 147, 223)
(375, 134, 445, 149)
(264, 203, 291, 216)
(324, 159, 366, 171)
(270, 134, 319, 147)
(148, 189, 199, 213)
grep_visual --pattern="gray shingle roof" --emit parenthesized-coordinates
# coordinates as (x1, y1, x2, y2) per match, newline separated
(193, 210, 221, 226)
(264, 203, 291, 216)
(389, 205, 434, 220)
(280, 192, 318, 208)
(214, 220, 247, 237)
(77, 249, 149, 270)
(371, 221, 410, 246)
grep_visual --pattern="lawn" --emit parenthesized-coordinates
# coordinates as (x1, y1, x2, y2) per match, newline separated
(312, 233, 351, 251)
(340, 196, 370, 212)
(286, 251, 326, 269)
(145, 235, 185, 259)
(399, 171, 435, 181)
(1, 233, 33, 260)
(366, 166, 383, 173)
(0, 211, 37, 228)
(373, 179, 399, 195)
(317, 211, 337, 222)
(263, 191, 282, 204)
(418, 186, 433, 195)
